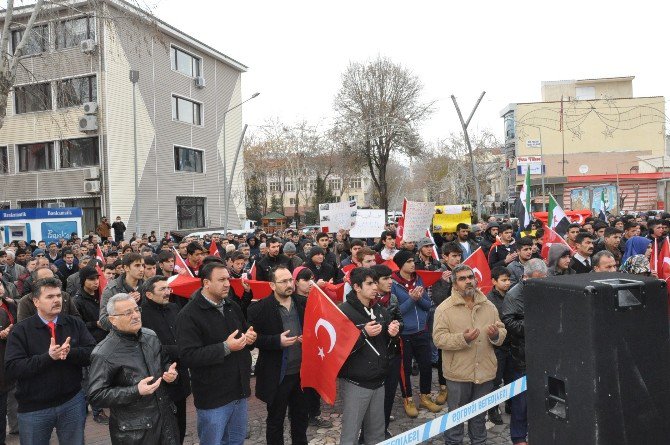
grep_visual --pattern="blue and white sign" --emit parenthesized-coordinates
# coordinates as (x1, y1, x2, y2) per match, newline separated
(41, 221, 78, 243)
(0, 207, 82, 221)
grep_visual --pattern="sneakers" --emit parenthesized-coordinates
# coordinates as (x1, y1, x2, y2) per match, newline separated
(488, 406, 504, 425)
(403, 397, 419, 418)
(309, 416, 333, 428)
(420, 394, 442, 413)
(435, 385, 448, 405)
(93, 412, 109, 425)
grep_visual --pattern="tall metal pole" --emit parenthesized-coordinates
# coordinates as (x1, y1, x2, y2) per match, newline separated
(129, 70, 140, 234)
(538, 127, 546, 212)
(452, 92, 486, 222)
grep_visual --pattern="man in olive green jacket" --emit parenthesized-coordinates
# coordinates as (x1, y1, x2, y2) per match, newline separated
(433, 264, 506, 445)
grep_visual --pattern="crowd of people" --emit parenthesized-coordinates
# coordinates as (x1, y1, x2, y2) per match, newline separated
(0, 209, 667, 445)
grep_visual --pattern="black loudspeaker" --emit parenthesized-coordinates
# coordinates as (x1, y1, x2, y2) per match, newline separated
(525, 272, 670, 444)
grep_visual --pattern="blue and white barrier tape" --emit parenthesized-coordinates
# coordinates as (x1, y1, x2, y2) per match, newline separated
(379, 376, 527, 445)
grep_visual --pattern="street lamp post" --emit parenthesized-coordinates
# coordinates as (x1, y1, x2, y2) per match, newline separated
(221, 92, 260, 234)
(129, 70, 140, 233)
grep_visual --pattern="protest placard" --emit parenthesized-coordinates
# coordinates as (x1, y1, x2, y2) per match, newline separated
(401, 200, 436, 242)
(350, 209, 386, 238)
(319, 200, 357, 233)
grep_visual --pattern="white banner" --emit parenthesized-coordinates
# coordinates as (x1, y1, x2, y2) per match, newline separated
(319, 200, 357, 233)
(350, 209, 386, 238)
(402, 200, 436, 242)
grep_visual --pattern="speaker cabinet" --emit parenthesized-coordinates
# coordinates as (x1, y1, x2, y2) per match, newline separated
(524, 273, 670, 444)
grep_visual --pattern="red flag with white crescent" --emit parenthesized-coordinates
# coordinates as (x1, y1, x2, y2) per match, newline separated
(463, 247, 493, 294)
(172, 247, 194, 277)
(167, 274, 201, 298)
(95, 245, 105, 264)
(209, 241, 221, 257)
(300, 285, 361, 405)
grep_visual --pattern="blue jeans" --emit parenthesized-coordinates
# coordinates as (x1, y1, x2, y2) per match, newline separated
(18, 390, 86, 445)
(510, 370, 528, 444)
(197, 398, 248, 445)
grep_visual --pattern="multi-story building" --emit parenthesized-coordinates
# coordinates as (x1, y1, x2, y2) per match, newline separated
(0, 0, 249, 234)
(502, 76, 666, 212)
(266, 172, 374, 219)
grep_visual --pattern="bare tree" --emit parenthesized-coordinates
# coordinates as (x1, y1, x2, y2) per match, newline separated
(334, 56, 434, 214)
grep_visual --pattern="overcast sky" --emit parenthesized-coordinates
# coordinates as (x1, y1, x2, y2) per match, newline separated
(153, 0, 669, 145)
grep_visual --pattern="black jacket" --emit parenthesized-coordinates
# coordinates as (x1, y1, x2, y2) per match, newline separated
(569, 256, 593, 274)
(247, 294, 306, 404)
(88, 328, 179, 445)
(431, 265, 454, 307)
(256, 254, 293, 282)
(176, 290, 252, 410)
(487, 288, 510, 351)
(5, 314, 95, 413)
(141, 299, 191, 402)
(488, 243, 517, 269)
(377, 292, 404, 358)
(0, 298, 18, 392)
(338, 291, 392, 389)
(414, 254, 441, 271)
(305, 260, 338, 283)
(501, 281, 526, 371)
(56, 262, 79, 288)
(73, 289, 107, 344)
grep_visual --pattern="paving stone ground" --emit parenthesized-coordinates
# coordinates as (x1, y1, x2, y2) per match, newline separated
(6, 359, 513, 444)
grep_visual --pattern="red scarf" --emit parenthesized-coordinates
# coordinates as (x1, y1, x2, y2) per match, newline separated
(1, 300, 14, 325)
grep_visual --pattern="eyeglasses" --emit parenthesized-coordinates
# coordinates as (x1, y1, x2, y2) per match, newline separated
(110, 307, 142, 317)
(274, 278, 294, 285)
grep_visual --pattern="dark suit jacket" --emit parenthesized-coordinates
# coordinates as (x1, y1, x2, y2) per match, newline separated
(246, 294, 306, 405)
(569, 256, 592, 274)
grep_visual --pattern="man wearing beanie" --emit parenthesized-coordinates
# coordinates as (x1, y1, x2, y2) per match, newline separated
(305, 247, 338, 285)
(391, 250, 442, 418)
(282, 242, 303, 269)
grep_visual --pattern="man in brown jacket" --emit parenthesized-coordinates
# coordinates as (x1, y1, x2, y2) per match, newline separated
(96, 217, 111, 239)
(433, 264, 506, 445)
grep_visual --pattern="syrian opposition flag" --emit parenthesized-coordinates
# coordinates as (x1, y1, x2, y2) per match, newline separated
(172, 247, 194, 277)
(520, 165, 532, 228)
(548, 194, 571, 236)
(463, 247, 493, 294)
(209, 241, 221, 257)
(541, 226, 574, 260)
(300, 285, 361, 405)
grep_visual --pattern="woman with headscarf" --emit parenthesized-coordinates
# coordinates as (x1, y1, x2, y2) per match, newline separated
(620, 236, 657, 276)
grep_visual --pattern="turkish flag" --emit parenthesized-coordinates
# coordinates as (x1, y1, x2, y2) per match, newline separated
(172, 247, 194, 277)
(247, 280, 272, 300)
(656, 239, 670, 316)
(209, 241, 220, 257)
(167, 274, 201, 298)
(229, 278, 245, 299)
(464, 247, 493, 294)
(249, 262, 257, 280)
(95, 245, 105, 264)
(541, 226, 573, 260)
(341, 264, 357, 275)
(381, 259, 399, 272)
(96, 264, 108, 294)
(301, 286, 361, 405)
(321, 282, 345, 303)
(415, 270, 442, 287)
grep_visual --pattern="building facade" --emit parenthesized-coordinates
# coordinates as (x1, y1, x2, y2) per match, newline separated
(0, 0, 249, 234)
(502, 76, 666, 212)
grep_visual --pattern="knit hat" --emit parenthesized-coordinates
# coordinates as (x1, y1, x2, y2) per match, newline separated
(309, 246, 325, 259)
(393, 250, 414, 269)
(32, 248, 45, 257)
(79, 267, 99, 283)
(416, 237, 434, 249)
(283, 242, 297, 254)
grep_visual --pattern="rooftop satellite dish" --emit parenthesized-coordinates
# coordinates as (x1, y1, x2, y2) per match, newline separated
(579, 164, 589, 174)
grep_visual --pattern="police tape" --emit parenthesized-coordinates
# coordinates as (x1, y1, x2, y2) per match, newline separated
(378, 376, 527, 445)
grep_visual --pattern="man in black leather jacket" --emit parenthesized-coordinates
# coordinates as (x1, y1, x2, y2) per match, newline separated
(88, 293, 180, 445)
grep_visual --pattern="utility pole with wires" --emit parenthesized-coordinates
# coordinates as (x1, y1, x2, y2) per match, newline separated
(452, 91, 486, 222)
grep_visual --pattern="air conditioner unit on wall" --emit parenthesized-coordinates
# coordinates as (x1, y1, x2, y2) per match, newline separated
(79, 115, 98, 132)
(85, 180, 100, 194)
(80, 39, 97, 54)
(194, 76, 206, 88)
(83, 102, 98, 114)
(84, 167, 100, 180)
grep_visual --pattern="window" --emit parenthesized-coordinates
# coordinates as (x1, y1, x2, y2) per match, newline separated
(11, 24, 49, 56)
(289, 198, 296, 205)
(308, 179, 316, 191)
(14, 82, 52, 114)
(60, 137, 99, 168)
(349, 177, 362, 189)
(176, 197, 205, 229)
(172, 95, 202, 125)
(299, 179, 306, 191)
(0, 146, 7, 174)
(284, 180, 294, 192)
(56, 16, 94, 49)
(575, 86, 596, 100)
(170, 46, 201, 77)
(174, 146, 203, 173)
(328, 178, 342, 191)
(57, 75, 97, 108)
(349, 195, 357, 202)
(18, 142, 55, 171)
(269, 181, 280, 192)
